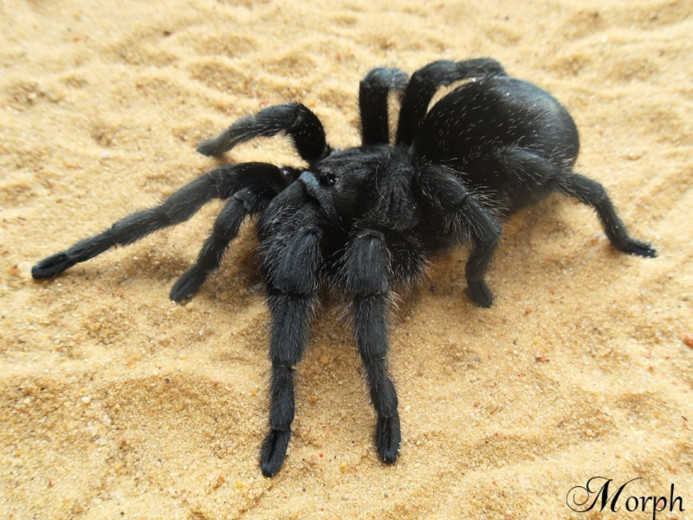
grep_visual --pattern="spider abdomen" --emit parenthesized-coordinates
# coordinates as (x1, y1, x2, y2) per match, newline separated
(414, 76, 580, 213)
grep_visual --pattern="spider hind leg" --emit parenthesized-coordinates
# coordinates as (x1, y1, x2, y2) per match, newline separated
(556, 172, 657, 257)
(396, 58, 507, 146)
(418, 164, 502, 307)
(358, 66, 408, 146)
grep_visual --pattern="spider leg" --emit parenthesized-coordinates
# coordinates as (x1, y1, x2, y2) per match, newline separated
(396, 58, 507, 147)
(556, 172, 657, 257)
(418, 164, 502, 307)
(492, 146, 657, 258)
(197, 103, 331, 162)
(32, 162, 288, 280)
(170, 166, 301, 301)
(358, 67, 408, 145)
(343, 229, 400, 464)
(169, 189, 262, 302)
(259, 195, 323, 477)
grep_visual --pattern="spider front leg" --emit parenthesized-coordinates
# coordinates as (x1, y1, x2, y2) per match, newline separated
(197, 103, 331, 162)
(396, 58, 507, 146)
(169, 188, 263, 301)
(32, 163, 280, 280)
(258, 192, 323, 477)
(262, 284, 318, 477)
(170, 166, 301, 301)
(343, 230, 400, 463)
(418, 164, 502, 307)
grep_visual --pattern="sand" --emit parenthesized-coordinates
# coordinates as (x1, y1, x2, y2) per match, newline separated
(1, 0, 691, 518)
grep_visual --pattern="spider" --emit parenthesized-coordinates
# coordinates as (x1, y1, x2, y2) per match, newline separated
(32, 58, 656, 477)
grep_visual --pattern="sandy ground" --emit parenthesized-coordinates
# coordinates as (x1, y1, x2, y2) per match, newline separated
(1, 0, 691, 518)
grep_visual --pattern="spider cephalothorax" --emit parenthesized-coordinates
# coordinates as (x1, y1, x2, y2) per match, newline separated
(32, 58, 656, 477)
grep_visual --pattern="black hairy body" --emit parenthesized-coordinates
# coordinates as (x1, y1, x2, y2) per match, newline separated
(32, 59, 656, 477)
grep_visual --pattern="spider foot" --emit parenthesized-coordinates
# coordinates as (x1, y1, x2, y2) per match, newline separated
(32, 252, 75, 279)
(618, 239, 657, 258)
(170, 266, 207, 302)
(196, 136, 226, 157)
(467, 280, 494, 308)
(375, 415, 401, 464)
(260, 428, 291, 478)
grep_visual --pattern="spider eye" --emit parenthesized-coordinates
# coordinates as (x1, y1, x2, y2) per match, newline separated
(321, 173, 337, 186)
(279, 167, 295, 185)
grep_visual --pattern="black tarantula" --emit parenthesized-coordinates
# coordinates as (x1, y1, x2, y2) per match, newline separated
(32, 58, 656, 477)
